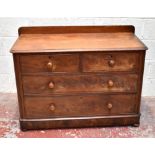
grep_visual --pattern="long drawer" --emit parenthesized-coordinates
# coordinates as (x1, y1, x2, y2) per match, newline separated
(24, 94, 137, 119)
(22, 74, 138, 95)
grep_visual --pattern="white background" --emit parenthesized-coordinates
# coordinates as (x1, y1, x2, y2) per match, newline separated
(0, 17, 155, 96)
(0, 0, 155, 96)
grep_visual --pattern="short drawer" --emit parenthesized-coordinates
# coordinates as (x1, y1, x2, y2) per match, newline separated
(23, 74, 138, 95)
(82, 52, 139, 72)
(24, 94, 137, 119)
(20, 54, 79, 73)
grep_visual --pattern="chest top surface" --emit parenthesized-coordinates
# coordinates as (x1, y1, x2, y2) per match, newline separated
(11, 25, 147, 53)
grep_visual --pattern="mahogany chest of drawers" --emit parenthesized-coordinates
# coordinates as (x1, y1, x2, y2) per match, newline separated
(11, 26, 147, 130)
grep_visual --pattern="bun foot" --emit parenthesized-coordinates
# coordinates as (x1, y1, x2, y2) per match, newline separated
(133, 123, 140, 127)
(20, 126, 28, 131)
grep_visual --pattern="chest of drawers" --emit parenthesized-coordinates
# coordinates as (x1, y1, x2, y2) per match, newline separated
(11, 26, 147, 130)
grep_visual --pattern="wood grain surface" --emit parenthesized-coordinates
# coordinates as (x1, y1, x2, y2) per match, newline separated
(24, 94, 137, 119)
(22, 74, 138, 95)
(11, 26, 147, 53)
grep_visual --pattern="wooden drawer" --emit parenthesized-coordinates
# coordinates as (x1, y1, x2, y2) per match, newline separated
(23, 74, 138, 95)
(24, 94, 137, 119)
(82, 52, 139, 72)
(20, 54, 79, 73)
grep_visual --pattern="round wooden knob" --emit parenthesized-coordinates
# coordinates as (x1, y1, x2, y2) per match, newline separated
(48, 81, 54, 89)
(108, 80, 114, 87)
(49, 104, 55, 111)
(107, 102, 113, 110)
(47, 61, 53, 70)
(108, 59, 115, 67)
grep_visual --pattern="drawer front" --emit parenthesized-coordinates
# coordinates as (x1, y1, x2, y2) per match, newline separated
(82, 52, 139, 72)
(24, 94, 137, 119)
(20, 54, 79, 73)
(23, 74, 138, 95)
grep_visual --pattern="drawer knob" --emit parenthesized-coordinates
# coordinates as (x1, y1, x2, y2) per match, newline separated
(49, 104, 55, 111)
(108, 59, 115, 67)
(108, 80, 114, 87)
(107, 102, 113, 110)
(47, 61, 53, 70)
(49, 81, 54, 89)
